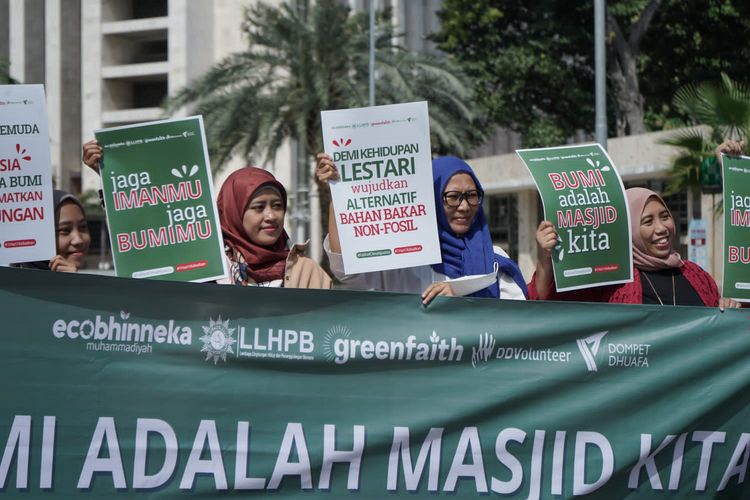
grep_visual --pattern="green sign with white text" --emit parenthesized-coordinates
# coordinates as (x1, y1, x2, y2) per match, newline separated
(722, 154, 750, 302)
(95, 116, 227, 282)
(517, 144, 633, 291)
(1, 267, 749, 498)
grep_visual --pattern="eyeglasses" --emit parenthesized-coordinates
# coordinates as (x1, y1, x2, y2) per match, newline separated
(442, 190, 483, 207)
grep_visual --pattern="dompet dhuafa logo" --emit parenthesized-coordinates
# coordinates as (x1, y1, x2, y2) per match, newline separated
(577, 331, 608, 372)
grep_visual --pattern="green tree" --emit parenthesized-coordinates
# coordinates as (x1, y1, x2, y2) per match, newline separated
(434, 0, 750, 144)
(640, 0, 750, 130)
(662, 73, 750, 194)
(433, 1, 594, 147)
(167, 0, 488, 244)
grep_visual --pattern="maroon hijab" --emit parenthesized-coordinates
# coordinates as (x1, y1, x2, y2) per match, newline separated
(627, 187, 683, 271)
(217, 167, 289, 283)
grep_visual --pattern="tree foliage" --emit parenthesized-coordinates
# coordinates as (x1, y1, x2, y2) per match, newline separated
(434, 1, 594, 147)
(167, 0, 489, 171)
(661, 74, 750, 194)
(434, 0, 750, 145)
(640, 0, 750, 129)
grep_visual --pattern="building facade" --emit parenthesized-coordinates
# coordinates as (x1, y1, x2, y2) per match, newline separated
(1, 0, 724, 283)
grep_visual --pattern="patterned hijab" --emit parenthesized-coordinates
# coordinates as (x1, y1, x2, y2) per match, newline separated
(430, 156, 527, 298)
(217, 167, 289, 283)
(627, 187, 683, 271)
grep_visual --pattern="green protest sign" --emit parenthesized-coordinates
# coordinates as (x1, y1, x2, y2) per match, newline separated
(95, 117, 227, 282)
(517, 144, 632, 291)
(1, 266, 749, 498)
(722, 154, 750, 302)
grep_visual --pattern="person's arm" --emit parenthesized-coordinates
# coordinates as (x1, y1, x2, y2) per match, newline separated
(718, 297, 742, 311)
(532, 220, 558, 300)
(715, 139, 746, 167)
(48, 255, 79, 273)
(82, 140, 102, 173)
(82, 140, 106, 208)
(421, 282, 455, 305)
(316, 153, 341, 253)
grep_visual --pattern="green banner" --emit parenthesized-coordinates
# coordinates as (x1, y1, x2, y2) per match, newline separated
(722, 154, 750, 302)
(517, 144, 632, 292)
(1, 266, 749, 498)
(95, 116, 227, 282)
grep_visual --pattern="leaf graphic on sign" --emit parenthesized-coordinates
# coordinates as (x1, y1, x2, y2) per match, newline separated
(171, 168, 183, 178)
(189, 165, 199, 177)
(120, 310, 131, 320)
(15, 144, 31, 161)
(554, 236, 565, 263)
(586, 157, 611, 172)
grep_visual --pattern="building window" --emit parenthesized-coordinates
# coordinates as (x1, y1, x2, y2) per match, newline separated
(486, 193, 519, 260)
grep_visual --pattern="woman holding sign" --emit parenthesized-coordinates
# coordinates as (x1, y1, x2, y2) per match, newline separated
(317, 154, 527, 304)
(530, 187, 741, 308)
(15, 190, 91, 272)
(216, 166, 332, 289)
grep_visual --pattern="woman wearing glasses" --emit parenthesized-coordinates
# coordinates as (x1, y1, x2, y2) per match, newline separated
(316, 154, 528, 304)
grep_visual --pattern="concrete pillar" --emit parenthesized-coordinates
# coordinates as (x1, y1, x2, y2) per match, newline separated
(516, 190, 538, 281)
(80, 0, 102, 192)
(9, 0, 26, 82)
(46, 0, 81, 191)
(168, 0, 214, 97)
(9, 0, 45, 83)
(0, 0, 9, 64)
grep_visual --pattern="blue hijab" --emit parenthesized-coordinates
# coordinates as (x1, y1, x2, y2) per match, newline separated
(430, 156, 528, 299)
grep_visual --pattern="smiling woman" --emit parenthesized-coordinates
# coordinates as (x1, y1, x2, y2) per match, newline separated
(216, 167, 331, 289)
(316, 154, 528, 304)
(14, 190, 90, 272)
(530, 188, 742, 309)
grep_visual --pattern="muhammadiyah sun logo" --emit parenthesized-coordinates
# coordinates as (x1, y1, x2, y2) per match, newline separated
(200, 316, 236, 364)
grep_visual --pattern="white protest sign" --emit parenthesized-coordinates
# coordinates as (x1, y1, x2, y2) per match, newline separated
(0, 85, 55, 265)
(321, 101, 440, 274)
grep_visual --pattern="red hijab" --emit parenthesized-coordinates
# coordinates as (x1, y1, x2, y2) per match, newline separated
(626, 187, 683, 271)
(217, 167, 290, 283)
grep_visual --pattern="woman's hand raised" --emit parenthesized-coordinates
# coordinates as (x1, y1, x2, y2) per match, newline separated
(82, 140, 103, 174)
(316, 153, 339, 187)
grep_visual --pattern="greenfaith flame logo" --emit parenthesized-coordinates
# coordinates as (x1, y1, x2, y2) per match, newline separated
(200, 317, 236, 364)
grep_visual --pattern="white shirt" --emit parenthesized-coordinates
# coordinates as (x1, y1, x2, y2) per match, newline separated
(324, 236, 526, 300)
